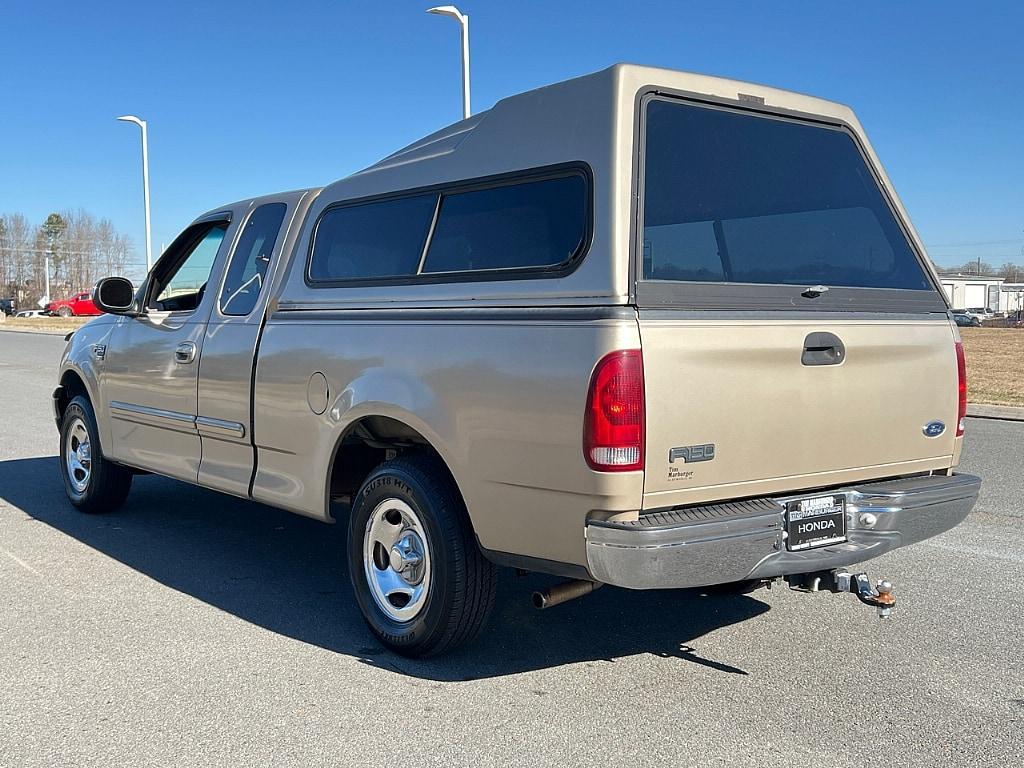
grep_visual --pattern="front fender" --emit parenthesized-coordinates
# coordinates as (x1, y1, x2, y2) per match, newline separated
(57, 318, 117, 448)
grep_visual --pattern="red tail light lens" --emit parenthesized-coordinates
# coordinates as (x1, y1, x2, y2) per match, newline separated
(955, 341, 967, 437)
(584, 350, 645, 471)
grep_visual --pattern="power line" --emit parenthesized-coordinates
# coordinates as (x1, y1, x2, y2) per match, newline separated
(926, 239, 1023, 248)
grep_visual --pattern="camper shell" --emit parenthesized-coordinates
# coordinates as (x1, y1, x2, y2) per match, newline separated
(275, 63, 947, 312)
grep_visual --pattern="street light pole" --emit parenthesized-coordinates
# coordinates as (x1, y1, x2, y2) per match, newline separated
(117, 115, 153, 273)
(427, 5, 471, 119)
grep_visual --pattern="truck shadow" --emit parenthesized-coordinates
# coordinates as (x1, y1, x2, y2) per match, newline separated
(1, 456, 769, 681)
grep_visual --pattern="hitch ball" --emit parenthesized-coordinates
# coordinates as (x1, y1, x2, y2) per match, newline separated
(875, 580, 895, 619)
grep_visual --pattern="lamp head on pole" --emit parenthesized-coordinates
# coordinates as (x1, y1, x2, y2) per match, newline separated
(427, 5, 466, 23)
(117, 115, 146, 129)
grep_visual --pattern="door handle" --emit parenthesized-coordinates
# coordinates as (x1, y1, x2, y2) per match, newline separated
(174, 341, 197, 364)
(802, 332, 845, 366)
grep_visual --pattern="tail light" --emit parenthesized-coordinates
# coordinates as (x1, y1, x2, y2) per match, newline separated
(955, 341, 967, 437)
(584, 350, 645, 471)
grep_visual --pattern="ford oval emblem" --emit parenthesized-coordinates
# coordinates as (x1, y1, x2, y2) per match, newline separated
(923, 420, 946, 438)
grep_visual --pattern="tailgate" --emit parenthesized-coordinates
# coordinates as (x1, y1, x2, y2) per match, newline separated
(640, 315, 959, 509)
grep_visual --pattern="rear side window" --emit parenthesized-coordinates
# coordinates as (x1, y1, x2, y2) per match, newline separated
(220, 202, 287, 316)
(308, 195, 436, 281)
(422, 175, 587, 273)
(306, 167, 589, 284)
(642, 99, 931, 290)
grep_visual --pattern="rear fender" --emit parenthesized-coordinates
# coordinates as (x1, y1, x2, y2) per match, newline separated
(325, 366, 463, 512)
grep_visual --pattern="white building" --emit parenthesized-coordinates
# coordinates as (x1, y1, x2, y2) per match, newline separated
(937, 274, 1004, 311)
(1001, 283, 1024, 314)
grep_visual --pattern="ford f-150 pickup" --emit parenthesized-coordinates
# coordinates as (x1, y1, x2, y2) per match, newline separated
(54, 65, 980, 657)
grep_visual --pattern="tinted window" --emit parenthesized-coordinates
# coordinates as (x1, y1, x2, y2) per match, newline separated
(423, 175, 586, 273)
(308, 195, 436, 281)
(642, 100, 930, 290)
(220, 203, 287, 316)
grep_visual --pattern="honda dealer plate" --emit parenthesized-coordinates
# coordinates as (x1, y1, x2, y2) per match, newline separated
(785, 495, 847, 551)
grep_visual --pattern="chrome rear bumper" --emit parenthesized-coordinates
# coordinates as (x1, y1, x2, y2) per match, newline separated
(585, 473, 980, 590)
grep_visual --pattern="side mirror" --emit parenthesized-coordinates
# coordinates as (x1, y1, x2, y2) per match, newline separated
(94, 277, 137, 315)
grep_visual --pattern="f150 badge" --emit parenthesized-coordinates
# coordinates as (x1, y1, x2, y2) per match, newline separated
(669, 444, 715, 463)
(667, 443, 715, 482)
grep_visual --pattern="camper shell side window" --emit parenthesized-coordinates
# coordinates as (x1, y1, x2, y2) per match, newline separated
(305, 163, 593, 287)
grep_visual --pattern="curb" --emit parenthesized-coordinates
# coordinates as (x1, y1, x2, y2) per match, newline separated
(967, 403, 1024, 422)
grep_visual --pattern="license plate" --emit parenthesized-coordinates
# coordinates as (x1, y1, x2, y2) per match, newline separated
(785, 495, 847, 551)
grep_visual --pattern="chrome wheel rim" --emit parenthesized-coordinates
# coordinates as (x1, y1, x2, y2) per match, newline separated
(363, 498, 431, 623)
(65, 417, 92, 494)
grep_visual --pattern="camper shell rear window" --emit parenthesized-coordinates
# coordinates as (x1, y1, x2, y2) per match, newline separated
(636, 95, 945, 312)
(306, 164, 591, 286)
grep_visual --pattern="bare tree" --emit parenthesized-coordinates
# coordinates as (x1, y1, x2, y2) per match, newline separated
(958, 259, 995, 276)
(998, 262, 1024, 283)
(1, 214, 35, 303)
(0, 210, 135, 308)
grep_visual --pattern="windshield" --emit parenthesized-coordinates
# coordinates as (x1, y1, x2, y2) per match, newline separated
(641, 99, 931, 291)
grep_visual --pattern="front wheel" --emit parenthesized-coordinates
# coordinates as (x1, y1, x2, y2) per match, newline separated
(60, 395, 132, 513)
(347, 454, 496, 657)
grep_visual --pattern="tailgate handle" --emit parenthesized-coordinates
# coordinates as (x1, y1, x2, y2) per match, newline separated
(802, 332, 845, 366)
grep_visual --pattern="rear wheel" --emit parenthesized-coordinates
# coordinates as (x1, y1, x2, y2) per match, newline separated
(347, 454, 496, 657)
(60, 395, 132, 513)
(57, 306, 73, 317)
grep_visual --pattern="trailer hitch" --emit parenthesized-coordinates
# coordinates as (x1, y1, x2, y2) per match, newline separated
(786, 569, 896, 618)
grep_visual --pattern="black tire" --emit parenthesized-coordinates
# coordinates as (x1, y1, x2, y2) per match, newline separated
(59, 395, 132, 513)
(347, 453, 496, 658)
(57, 306, 73, 317)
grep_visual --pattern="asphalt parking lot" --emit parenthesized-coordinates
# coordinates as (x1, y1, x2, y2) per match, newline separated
(1, 329, 1022, 768)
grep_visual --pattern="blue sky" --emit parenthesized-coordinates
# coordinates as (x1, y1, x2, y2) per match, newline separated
(1, 0, 1021, 275)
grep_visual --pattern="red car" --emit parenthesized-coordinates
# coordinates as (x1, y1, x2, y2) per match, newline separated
(46, 291, 102, 317)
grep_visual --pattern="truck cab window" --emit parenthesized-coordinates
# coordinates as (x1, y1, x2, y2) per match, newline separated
(220, 203, 287, 316)
(150, 223, 228, 312)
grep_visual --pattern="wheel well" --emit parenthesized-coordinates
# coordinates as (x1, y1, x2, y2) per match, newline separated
(327, 416, 454, 505)
(57, 370, 89, 423)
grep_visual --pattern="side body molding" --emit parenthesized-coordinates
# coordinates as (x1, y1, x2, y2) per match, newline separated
(109, 401, 197, 431)
(107, 401, 246, 438)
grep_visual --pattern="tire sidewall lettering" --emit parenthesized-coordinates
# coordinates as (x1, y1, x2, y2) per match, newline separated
(362, 475, 414, 501)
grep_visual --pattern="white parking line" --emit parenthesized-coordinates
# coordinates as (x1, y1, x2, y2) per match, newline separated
(0, 546, 40, 575)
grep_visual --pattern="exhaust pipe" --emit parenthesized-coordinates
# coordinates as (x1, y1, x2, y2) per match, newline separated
(532, 579, 603, 609)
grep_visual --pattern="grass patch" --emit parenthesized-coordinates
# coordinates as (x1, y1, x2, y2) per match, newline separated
(1, 316, 92, 334)
(960, 327, 1024, 407)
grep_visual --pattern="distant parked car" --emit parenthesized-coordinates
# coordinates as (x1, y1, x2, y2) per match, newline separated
(45, 292, 101, 317)
(952, 308, 986, 324)
(953, 313, 981, 327)
(0, 298, 15, 316)
(15, 309, 46, 318)
(966, 307, 996, 319)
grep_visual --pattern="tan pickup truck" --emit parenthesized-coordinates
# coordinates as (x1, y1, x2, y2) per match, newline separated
(55, 64, 980, 657)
